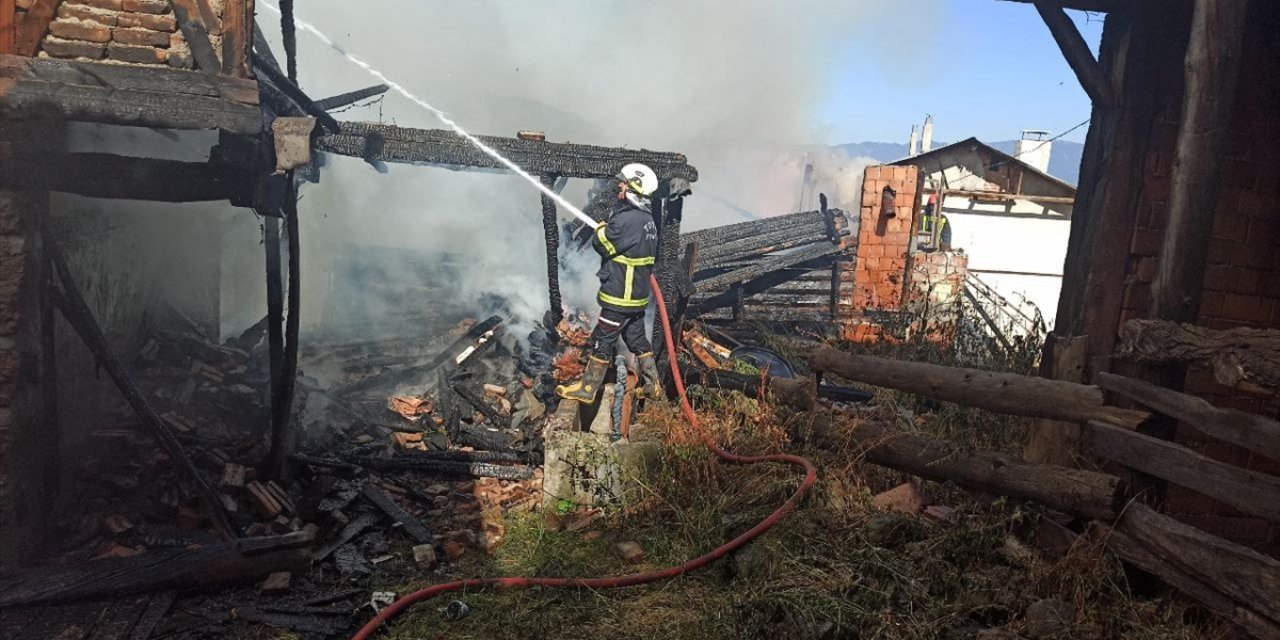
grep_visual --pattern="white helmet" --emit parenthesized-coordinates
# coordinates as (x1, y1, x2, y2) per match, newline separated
(618, 163, 659, 197)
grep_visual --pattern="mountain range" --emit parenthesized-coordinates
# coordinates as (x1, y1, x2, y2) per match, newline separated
(834, 139, 1085, 185)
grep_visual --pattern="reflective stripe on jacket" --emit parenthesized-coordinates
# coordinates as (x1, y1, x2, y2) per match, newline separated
(593, 202, 658, 311)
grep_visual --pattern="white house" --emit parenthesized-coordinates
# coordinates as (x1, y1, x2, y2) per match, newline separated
(890, 134, 1076, 331)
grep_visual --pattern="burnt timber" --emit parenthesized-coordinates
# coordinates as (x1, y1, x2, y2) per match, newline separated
(316, 121, 698, 180)
(0, 54, 260, 134)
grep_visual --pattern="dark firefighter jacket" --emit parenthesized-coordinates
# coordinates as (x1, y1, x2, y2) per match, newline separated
(592, 201, 658, 312)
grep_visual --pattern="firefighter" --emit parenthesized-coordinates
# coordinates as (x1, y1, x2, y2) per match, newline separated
(556, 163, 665, 404)
(918, 194, 953, 252)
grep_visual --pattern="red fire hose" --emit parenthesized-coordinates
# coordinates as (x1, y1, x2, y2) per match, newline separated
(350, 275, 819, 639)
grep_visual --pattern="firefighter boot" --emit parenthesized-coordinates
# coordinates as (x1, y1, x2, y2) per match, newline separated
(556, 355, 610, 404)
(635, 352, 665, 400)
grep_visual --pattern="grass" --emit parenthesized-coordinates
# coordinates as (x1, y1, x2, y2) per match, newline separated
(373, 389, 1234, 640)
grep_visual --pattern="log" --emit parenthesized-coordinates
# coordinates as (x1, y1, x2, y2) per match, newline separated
(1082, 420, 1280, 523)
(1034, 1, 1115, 107)
(683, 367, 816, 411)
(0, 532, 312, 608)
(802, 414, 1121, 519)
(1117, 319, 1280, 393)
(1103, 503, 1280, 639)
(694, 242, 846, 293)
(804, 348, 1150, 429)
(1095, 372, 1280, 463)
(1024, 334, 1089, 466)
(1149, 0, 1247, 323)
(682, 209, 827, 247)
(315, 121, 697, 181)
(46, 243, 236, 539)
(340, 455, 535, 481)
(360, 484, 432, 545)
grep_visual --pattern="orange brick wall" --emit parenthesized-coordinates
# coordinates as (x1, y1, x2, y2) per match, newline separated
(839, 165, 917, 314)
(1115, 6, 1280, 554)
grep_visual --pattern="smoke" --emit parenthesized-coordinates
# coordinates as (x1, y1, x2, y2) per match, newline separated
(251, 0, 931, 340)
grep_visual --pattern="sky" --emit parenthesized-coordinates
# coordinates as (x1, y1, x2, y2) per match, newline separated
(816, 1, 1105, 145)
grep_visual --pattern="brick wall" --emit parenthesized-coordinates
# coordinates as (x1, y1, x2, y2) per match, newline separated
(18, 0, 246, 68)
(904, 251, 968, 343)
(1114, 4, 1280, 554)
(838, 165, 917, 341)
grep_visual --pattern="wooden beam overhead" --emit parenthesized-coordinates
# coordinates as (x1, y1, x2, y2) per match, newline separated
(1035, 1, 1116, 107)
(998, 0, 1121, 12)
(316, 121, 698, 181)
(0, 152, 254, 203)
(1149, 0, 1248, 322)
(314, 83, 390, 111)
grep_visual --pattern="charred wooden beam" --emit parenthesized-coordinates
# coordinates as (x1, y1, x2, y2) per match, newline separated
(331, 315, 503, 398)
(693, 242, 846, 293)
(999, 0, 1121, 11)
(804, 347, 1150, 429)
(801, 414, 1122, 520)
(315, 121, 697, 181)
(46, 243, 237, 539)
(1082, 420, 1280, 523)
(360, 483, 432, 544)
(0, 54, 258, 103)
(341, 455, 535, 481)
(1034, 1, 1115, 107)
(1095, 371, 1280, 463)
(1117, 319, 1280, 393)
(682, 209, 827, 248)
(1102, 503, 1280, 639)
(314, 84, 390, 111)
(268, 180, 302, 481)
(219, 0, 249, 77)
(541, 174, 562, 327)
(0, 152, 252, 202)
(1149, 0, 1247, 322)
(251, 53, 341, 133)
(0, 532, 312, 608)
(932, 188, 1076, 205)
(264, 216, 285, 472)
(0, 77, 260, 134)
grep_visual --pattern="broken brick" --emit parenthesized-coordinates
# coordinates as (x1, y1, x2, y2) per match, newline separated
(872, 483, 925, 515)
(48, 19, 113, 42)
(614, 541, 645, 564)
(444, 541, 466, 561)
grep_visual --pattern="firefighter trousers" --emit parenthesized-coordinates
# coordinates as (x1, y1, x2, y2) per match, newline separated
(588, 307, 651, 360)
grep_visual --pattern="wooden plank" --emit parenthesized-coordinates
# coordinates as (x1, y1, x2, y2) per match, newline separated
(360, 483, 433, 544)
(127, 592, 175, 640)
(936, 188, 1076, 205)
(998, 0, 1120, 11)
(1082, 420, 1280, 523)
(194, 0, 220, 35)
(0, 534, 311, 608)
(0, 0, 14, 56)
(1117, 320, 1280, 393)
(0, 54, 257, 104)
(804, 347, 1151, 429)
(14, 0, 54, 56)
(220, 0, 249, 77)
(0, 77, 261, 134)
(171, 0, 220, 73)
(1034, 1, 1115, 106)
(313, 84, 389, 111)
(1024, 334, 1088, 466)
(1095, 371, 1280, 463)
(1104, 503, 1280, 639)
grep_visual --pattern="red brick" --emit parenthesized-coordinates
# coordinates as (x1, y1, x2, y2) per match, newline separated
(40, 38, 107, 59)
(1222, 293, 1274, 323)
(121, 0, 168, 13)
(1211, 213, 1250, 242)
(112, 27, 169, 46)
(48, 20, 112, 42)
(865, 166, 881, 180)
(1202, 264, 1237, 292)
(107, 42, 168, 63)
(57, 3, 119, 25)
(116, 11, 175, 30)
(66, 0, 122, 9)
(1130, 228, 1162, 256)
(1198, 290, 1226, 318)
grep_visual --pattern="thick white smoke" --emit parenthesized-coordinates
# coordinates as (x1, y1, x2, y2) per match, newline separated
(246, 0, 933, 339)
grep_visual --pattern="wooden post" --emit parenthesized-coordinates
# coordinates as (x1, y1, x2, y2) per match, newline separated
(1148, 0, 1248, 323)
(540, 174, 562, 328)
(0, 0, 15, 55)
(263, 214, 285, 465)
(1034, 1, 1116, 107)
(1024, 334, 1088, 465)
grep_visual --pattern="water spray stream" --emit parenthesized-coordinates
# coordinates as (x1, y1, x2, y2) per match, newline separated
(258, 0, 600, 230)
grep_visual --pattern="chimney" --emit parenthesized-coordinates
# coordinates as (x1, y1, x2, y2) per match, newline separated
(909, 125, 919, 157)
(1015, 129, 1052, 174)
(921, 115, 934, 153)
